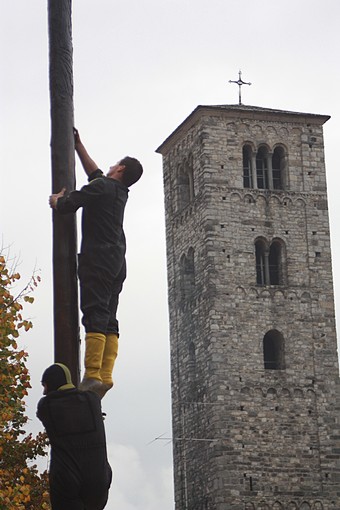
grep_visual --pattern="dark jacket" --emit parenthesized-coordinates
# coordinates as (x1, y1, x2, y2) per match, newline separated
(57, 170, 128, 260)
(37, 388, 112, 505)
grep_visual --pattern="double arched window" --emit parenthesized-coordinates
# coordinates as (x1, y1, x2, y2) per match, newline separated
(255, 238, 284, 286)
(243, 144, 286, 190)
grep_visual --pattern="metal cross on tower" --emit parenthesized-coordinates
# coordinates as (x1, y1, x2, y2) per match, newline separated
(229, 70, 251, 105)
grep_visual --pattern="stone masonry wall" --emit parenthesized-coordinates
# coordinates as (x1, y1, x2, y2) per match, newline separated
(160, 107, 340, 510)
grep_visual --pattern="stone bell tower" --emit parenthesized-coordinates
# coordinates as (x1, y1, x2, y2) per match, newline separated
(157, 103, 340, 510)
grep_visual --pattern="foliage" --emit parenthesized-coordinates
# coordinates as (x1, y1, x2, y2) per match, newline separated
(0, 254, 51, 509)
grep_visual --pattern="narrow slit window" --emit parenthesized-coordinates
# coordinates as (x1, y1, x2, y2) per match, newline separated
(178, 156, 194, 211)
(180, 248, 195, 303)
(178, 165, 190, 211)
(272, 146, 285, 190)
(255, 240, 266, 285)
(243, 145, 252, 188)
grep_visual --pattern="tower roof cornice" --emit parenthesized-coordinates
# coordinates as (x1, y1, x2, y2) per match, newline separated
(156, 104, 330, 155)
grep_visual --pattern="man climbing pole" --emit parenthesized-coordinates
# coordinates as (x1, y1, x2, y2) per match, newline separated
(37, 363, 112, 510)
(49, 129, 143, 398)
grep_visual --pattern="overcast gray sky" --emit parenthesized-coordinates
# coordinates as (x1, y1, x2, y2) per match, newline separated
(1, 1, 340, 509)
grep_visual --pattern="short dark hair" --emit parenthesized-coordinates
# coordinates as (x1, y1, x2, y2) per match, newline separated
(119, 156, 143, 187)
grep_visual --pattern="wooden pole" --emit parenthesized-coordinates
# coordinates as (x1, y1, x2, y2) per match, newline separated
(48, 0, 80, 385)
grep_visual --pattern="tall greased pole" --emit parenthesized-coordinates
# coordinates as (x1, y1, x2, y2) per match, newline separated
(48, 0, 80, 385)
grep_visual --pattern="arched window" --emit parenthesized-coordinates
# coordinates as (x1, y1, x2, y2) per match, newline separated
(272, 146, 285, 190)
(243, 145, 252, 188)
(256, 146, 269, 190)
(263, 330, 285, 370)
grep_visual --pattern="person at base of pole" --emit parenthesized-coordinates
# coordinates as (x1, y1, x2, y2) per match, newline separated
(49, 129, 143, 398)
(37, 363, 112, 510)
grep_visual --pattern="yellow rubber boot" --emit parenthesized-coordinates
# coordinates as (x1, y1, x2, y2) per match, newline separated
(100, 333, 119, 393)
(79, 332, 106, 393)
